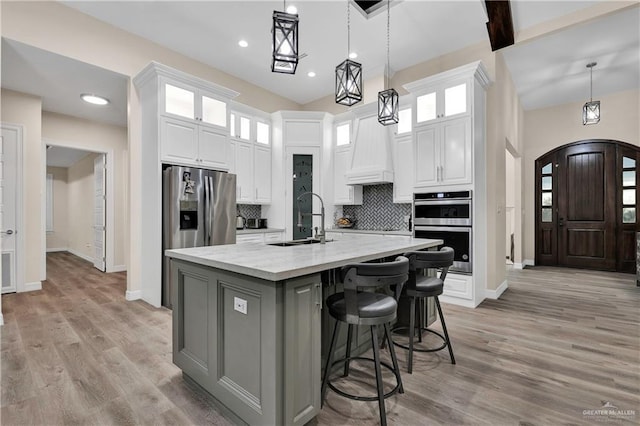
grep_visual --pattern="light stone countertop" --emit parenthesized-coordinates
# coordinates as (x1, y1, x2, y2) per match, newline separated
(326, 228, 412, 236)
(166, 234, 442, 282)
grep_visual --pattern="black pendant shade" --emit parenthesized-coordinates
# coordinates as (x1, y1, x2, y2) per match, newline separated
(335, 59, 363, 106)
(272, 11, 299, 74)
(378, 88, 399, 125)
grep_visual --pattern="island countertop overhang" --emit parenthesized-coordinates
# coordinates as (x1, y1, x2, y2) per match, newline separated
(165, 235, 443, 281)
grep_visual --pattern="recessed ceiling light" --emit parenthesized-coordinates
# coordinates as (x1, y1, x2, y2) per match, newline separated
(349, 52, 358, 59)
(286, 5, 297, 14)
(307, 71, 316, 77)
(80, 94, 109, 105)
(238, 40, 248, 48)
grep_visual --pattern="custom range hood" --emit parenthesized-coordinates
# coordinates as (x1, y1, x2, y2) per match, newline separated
(344, 102, 394, 185)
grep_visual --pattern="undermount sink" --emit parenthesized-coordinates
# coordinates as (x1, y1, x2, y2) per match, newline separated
(268, 238, 330, 247)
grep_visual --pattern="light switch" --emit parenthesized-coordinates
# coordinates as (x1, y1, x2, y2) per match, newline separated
(234, 296, 248, 315)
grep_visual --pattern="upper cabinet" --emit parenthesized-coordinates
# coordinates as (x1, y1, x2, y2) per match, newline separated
(229, 103, 272, 204)
(404, 61, 490, 190)
(333, 119, 363, 205)
(134, 62, 239, 171)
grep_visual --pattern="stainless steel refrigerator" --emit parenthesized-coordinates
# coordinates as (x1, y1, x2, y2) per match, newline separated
(162, 165, 236, 308)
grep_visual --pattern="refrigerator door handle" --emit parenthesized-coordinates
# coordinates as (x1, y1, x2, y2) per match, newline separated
(208, 176, 215, 246)
(204, 175, 211, 246)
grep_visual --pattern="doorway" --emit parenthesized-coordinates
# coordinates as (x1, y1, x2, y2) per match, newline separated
(535, 140, 639, 273)
(285, 146, 321, 241)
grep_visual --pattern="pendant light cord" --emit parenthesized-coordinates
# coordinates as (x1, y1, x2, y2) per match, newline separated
(590, 65, 593, 102)
(386, 0, 390, 90)
(347, 0, 351, 57)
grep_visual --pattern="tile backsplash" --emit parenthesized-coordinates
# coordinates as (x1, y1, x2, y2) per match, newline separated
(237, 204, 261, 219)
(342, 184, 411, 231)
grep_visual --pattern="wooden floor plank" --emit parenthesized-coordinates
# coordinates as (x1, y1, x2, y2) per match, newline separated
(1, 252, 638, 425)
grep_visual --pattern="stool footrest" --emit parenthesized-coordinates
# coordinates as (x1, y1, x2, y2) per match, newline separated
(391, 326, 448, 353)
(326, 356, 403, 401)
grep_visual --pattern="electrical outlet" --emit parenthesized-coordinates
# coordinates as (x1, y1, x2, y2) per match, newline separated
(234, 297, 248, 315)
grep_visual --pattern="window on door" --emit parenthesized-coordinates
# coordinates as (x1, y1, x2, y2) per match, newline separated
(622, 156, 636, 224)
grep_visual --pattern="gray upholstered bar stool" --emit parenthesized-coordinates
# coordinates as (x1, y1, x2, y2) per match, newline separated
(321, 256, 409, 426)
(394, 247, 456, 373)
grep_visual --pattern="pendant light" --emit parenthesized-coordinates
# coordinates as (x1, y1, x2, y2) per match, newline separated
(378, 0, 398, 125)
(582, 62, 600, 125)
(272, 1, 299, 74)
(335, 0, 362, 106)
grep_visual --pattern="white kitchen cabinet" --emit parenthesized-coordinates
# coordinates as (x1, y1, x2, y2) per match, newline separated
(254, 144, 272, 203)
(160, 116, 229, 170)
(414, 117, 471, 187)
(161, 78, 228, 128)
(333, 120, 363, 205)
(236, 231, 284, 244)
(392, 134, 414, 203)
(414, 79, 469, 125)
(235, 140, 254, 202)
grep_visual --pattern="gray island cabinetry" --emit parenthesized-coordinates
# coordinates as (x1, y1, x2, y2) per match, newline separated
(165, 234, 441, 425)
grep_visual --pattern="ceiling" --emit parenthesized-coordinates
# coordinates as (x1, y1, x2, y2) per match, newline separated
(46, 146, 94, 168)
(1, 1, 638, 129)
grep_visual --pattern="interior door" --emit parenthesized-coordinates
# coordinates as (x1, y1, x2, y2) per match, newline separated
(1, 126, 18, 293)
(93, 154, 106, 272)
(557, 143, 616, 270)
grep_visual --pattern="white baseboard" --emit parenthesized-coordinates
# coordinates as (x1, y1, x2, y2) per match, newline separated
(439, 295, 481, 308)
(523, 259, 535, 267)
(125, 290, 142, 301)
(513, 262, 524, 269)
(107, 264, 127, 273)
(20, 281, 42, 292)
(0, 313, 4, 326)
(485, 280, 508, 299)
(67, 248, 94, 264)
(46, 247, 68, 252)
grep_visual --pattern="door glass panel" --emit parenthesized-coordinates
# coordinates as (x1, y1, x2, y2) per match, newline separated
(397, 108, 411, 134)
(444, 83, 467, 116)
(623, 156, 636, 168)
(201, 96, 226, 127)
(622, 189, 635, 205)
(622, 170, 635, 187)
(541, 208, 552, 222)
(256, 122, 270, 145)
(240, 116, 251, 140)
(541, 176, 552, 190)
(416, 92, 436, 123)
(336, 123, 350, 146)
(165, 84, 194, 119)
(542, 192, 552, 206)
(622, 207, 636, 223)
(541, 163, 552, 174)
(230, 113, 236, 137)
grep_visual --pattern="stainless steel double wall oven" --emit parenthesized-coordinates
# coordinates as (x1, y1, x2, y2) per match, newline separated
(413, 191, 472, 273)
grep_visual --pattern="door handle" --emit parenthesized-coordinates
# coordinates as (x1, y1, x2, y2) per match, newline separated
(1, 230, 13, 235)
(558, 217, 564, 227)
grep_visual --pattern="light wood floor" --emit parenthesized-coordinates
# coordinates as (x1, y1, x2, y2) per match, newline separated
(2, 252, 638, 425)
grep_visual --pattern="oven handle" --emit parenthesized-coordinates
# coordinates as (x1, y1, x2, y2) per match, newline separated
(414, 199, 471, 206)
(414, 225, 471, 233)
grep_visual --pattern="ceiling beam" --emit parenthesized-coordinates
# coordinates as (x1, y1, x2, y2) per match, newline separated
(485, 0, 514, 51)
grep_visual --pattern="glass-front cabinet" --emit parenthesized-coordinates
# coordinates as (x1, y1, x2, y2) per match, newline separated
(162, 79, 228, 128)
(415, 79, 469, 125)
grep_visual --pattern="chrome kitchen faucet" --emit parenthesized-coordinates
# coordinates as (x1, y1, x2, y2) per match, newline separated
(296, 192, 326, 244)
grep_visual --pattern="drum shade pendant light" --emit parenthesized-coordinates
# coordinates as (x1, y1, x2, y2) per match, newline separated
(335, 1, 363, 106)
(272, 1, 299, 74)
(378, 0, 398, 125)
(583, 62, 600, 125)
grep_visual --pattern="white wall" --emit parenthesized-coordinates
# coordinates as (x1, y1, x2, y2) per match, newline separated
(522, 88, 640, 263)
(66, 153, 99, 261)
(46, 166, 69, 250)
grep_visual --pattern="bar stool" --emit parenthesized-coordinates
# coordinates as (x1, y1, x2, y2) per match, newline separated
(321, 256, 409, 426)
(394, 247, 456, 373)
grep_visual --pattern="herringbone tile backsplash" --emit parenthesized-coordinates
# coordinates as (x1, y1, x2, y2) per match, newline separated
(237, 204, 261, 219)
(343, 184, 411, 231)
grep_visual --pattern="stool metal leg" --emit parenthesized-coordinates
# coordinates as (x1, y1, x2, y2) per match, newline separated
(408, 296, 416, 374)
(343, 324, 354, 377)
(384, 323, 404, 394)
(370, 325, 387, 426)
(417, 298, 424, 343)
(435, 296, 455, 365)
(321, 320, 340, 406)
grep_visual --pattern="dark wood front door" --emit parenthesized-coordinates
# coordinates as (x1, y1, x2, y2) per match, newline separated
(535, 140, 639, 273)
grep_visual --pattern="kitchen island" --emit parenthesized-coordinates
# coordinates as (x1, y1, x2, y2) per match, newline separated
(165, 234, 442, 426)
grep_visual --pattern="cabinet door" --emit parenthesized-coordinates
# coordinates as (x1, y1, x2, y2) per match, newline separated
(160, 116, 198, 165)
(162, 80, 196, 121)
(235, 141, 254, 203)
(198, 125, 230, 171)
(334, 147, 362, 205)
(393, 135, 414, 203)
(442, 81, 469, 120)
(199, 92, 227, 128)
(441, 117, 472, 185)
(228, 140, 237, 174)
(254, 145, 272, 203)
(414, 125, 439, 187)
